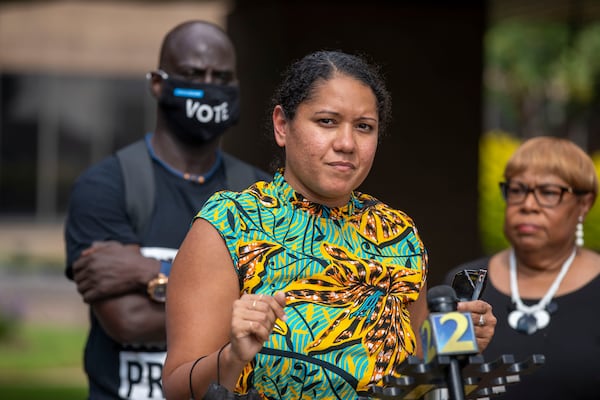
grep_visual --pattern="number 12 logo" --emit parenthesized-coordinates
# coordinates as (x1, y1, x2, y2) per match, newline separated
(421, 312, 478, 362)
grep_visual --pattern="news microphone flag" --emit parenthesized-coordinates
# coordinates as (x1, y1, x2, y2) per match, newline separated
(421, 285, 479, 364)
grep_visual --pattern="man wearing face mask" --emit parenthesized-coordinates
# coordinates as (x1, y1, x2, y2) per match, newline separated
(63, 20, 271, 400)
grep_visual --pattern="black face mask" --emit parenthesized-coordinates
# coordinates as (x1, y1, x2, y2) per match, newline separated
(158, 77, 240, 146)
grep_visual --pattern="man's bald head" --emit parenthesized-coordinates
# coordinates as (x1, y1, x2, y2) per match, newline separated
(158, 20, 236, 82)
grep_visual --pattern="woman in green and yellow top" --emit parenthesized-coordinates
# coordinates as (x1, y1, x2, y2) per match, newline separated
(162, 50, 496, 400)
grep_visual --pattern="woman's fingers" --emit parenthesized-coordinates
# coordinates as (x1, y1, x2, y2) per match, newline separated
(457, 299, 497, 352)
(230, 292, 288, 361)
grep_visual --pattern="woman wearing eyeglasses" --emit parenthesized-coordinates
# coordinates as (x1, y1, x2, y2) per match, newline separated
(447, 136, 599, 400)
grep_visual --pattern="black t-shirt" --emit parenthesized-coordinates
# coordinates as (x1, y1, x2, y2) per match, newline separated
(64, 145, 270, 399)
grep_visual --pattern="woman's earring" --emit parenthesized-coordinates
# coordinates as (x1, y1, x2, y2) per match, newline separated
(576, 216, 584, 247)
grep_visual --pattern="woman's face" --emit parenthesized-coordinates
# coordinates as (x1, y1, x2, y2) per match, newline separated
(273, 74, 379, 207)
(504, 170, 590, 252)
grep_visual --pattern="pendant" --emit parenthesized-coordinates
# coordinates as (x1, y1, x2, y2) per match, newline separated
(546, 301, 558, 315)
(507, 301, 557, 335)
(508, 309, 552, 335)
(507, 309, 521, 328)
(508, 310, 538, 335)
(533, 309, 550, 329)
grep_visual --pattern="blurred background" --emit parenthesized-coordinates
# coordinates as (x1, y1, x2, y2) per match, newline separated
(1, 0, 600, 398)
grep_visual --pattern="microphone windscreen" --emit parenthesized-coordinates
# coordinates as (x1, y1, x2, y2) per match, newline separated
(427, 285, 458, 312)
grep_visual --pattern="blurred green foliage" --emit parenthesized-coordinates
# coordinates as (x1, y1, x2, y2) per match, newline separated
(0, 323, 87, 397)
(586, 153, 600, 249)
(0, 294, 22, 342)
(486, 20, 600, 103)
(0, 324, 86, 370)
(478, 131, 519, 253)
(0, 385, 86, 400)
(479, 131, 600, 254)
(0, 309, 19, 341)
(485, 21, 600, 136)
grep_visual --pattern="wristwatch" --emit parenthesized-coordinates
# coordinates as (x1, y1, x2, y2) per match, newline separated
(147, 273, 168, 303)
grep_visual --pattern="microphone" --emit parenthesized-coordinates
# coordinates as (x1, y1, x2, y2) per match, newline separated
(421, 285, 479, 400)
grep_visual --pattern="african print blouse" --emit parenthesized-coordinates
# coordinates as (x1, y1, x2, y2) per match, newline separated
(197, 170, 428, 399)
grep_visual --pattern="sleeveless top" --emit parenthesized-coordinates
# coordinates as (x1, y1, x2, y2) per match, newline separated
(198, 170, 428, 399)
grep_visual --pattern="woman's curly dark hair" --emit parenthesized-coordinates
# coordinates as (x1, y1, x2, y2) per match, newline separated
(268, 50, 392, 170)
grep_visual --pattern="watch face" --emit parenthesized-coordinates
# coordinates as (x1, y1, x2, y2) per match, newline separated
(153, 283, 167, 302)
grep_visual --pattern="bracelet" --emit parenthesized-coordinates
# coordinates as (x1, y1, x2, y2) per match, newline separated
(188, 355, 206, 400)
(217, 342, 229, 384)
(188, 342, 230, 400)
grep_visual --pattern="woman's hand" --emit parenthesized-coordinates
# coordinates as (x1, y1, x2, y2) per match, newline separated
(230, 292, 288, 363)
(457, 299, 497, 352)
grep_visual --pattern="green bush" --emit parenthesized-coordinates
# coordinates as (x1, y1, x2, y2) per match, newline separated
(478, 131, 519, 254)
(585, 152, 600, 250)
(0, 324, 86, 370)
(0, 323, 87, 399)
(0, 299, 22, 342)
(0, 385, 86, 400)
(479, 131, 600, 254)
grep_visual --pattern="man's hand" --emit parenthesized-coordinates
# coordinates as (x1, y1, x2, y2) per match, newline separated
(72, 241, 159, 303)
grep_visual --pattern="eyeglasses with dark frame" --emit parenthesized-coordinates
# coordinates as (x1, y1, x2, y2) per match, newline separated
(499, 181, 588, 208)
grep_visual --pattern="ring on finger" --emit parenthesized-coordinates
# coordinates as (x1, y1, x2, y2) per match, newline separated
(478, 314, 485, 327)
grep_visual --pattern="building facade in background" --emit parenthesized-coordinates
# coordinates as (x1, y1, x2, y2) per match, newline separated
(0, 0, 230, 220)
(3, 0, 598, 281)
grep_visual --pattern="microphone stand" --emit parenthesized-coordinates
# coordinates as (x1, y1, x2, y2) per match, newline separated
(423, 285, 470, 400)
(446, 358, 465, 400)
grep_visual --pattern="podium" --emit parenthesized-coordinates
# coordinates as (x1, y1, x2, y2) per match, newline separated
(367, 353, 545, 400)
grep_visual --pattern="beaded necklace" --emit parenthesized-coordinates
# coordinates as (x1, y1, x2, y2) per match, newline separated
(145, 133, 222, 184)
(508, 247, 576, 335)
